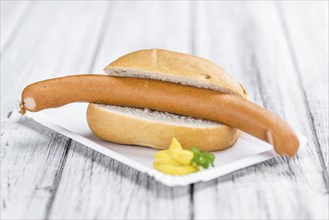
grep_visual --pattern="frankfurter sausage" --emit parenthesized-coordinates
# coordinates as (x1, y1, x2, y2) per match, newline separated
(21, 74, 299, 156)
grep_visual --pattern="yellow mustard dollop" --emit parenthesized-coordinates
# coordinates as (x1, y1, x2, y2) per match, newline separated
(153, 138, 199, 175)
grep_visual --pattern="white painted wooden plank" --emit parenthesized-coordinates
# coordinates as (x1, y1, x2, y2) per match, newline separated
(1, 1, 109, 113)
(1, 115, 70, 219)
(1, 2, 108, 219)
(1, 1, 31, 50)
(47, 143, 191, 219)
(278, 0, 328, 176)
(48, 2, 193, 219)
(92, 1, 192, 72)
(193, 1, 328, 219)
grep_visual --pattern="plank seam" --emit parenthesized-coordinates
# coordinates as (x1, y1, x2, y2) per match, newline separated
(189, 3, 195, 219)
(276, 2, 329, 191)
(88, 2, 113, 73)
(190, 1, 196, 55)
(43, 139, 71, 219)
(189, 184, 195, 220)
(249, 49, 268, 109)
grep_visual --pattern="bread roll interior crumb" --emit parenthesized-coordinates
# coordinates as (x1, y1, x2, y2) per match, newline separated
(96, 104, 221, 128)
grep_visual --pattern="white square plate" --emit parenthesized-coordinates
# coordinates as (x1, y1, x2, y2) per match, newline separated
(26, 103, 306, 186)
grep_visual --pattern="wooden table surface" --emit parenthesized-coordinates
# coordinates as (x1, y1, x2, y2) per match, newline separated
(1, 1, 328, 219)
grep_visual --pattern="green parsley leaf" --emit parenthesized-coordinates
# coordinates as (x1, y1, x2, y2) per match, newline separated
(190, 147, 215, 169)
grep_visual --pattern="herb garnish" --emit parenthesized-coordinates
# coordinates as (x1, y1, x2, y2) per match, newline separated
(190, 147, 215, 169)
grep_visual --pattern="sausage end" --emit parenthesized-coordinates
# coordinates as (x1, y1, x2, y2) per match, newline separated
(19, 102, 26, 115)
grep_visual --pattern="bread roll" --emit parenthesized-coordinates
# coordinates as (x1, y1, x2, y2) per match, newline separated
(88, 49, 245, 150)
(87, 104, 240, 151)
(104, 49, 247, 98)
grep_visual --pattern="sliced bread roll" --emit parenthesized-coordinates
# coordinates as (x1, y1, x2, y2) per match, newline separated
(104, 49, 247, 97)
(87, 104, 240, 151)
(87, 49, 247, 151)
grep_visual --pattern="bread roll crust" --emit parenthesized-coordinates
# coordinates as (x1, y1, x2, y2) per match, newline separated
(104, 49, 247, 98)
(87, 104, 240, 151)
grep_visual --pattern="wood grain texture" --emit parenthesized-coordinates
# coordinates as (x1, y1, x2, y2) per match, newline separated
(1, 116, 70, 219)
(278, 1, 329, 187)
(192, 1, 328, 219)
(1, 1, 328, 220)
(1, 1, 108, 219)
(0, 1, 30, 51)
